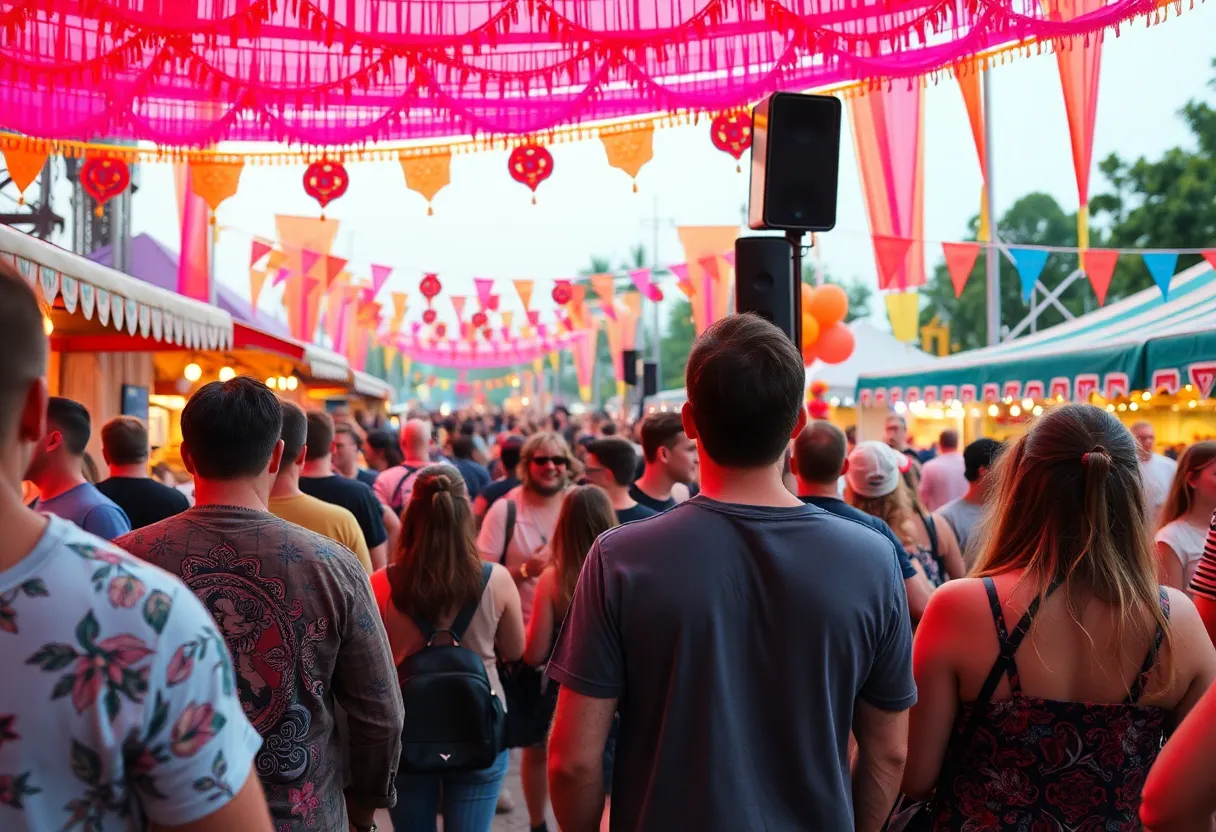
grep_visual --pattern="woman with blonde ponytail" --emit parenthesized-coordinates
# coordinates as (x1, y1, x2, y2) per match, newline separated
(897, 405, 1215, 831)
(370, 463, 525, 832)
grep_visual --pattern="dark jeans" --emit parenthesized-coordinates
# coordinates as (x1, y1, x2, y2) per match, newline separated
(389, 750, 509, 832)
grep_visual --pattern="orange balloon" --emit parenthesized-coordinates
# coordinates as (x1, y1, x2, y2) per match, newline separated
(801, 312, 820, 364)
(801, 282, 815, 313)
(816, 322, 855, 364)
(810, 284, 849, 328)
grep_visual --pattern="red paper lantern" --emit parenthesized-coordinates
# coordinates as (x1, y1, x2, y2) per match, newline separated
(420, 273, 442, 300)
(482, 327, 493, 340)
(80, 156, 131, 217)
(422, 309, 437, 325)
(508, 144, 554, 204)
(551, 281, 572, 306)
(808, 398, 831, 420)
(434, 323, 447, 338)
(471, 311, 488, 328)
(710, 111, 753, 172)
(302, 159, 349, 218)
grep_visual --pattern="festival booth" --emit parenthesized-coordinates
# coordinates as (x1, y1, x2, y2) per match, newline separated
(855, 260, 1216, 452)
(0, 224, 233, 465)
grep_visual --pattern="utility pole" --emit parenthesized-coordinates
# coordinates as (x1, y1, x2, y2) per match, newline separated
(983, 69, 1001, 346)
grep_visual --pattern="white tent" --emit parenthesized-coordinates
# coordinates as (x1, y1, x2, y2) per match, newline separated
(807, 320, 933, 404)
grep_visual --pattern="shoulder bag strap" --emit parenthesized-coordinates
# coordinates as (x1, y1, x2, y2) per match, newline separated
(500, 499, 517, 566)
(390, 464, 420, 511)
(919, 509, 940, 561)
(450, 562, 494, 640)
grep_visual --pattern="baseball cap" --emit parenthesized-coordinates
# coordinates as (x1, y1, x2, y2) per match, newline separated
(846, 440, 910, 498)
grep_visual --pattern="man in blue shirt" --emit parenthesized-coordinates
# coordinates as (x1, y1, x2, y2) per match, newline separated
(792, 420, 932, 622)
(25, 397, 130, 540)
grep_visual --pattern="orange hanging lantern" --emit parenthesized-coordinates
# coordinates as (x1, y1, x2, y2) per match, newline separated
(302, 159, 349, 219)
(80, 156, 131, 216)
(508, 144, 554, 204)
(710, 111, 753, 172)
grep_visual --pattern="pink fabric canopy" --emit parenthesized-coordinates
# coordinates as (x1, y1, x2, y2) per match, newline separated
(0, 0, 1155, 146)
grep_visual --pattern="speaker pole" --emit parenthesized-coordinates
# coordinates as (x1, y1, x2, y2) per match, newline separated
(786, 230, 804, 350)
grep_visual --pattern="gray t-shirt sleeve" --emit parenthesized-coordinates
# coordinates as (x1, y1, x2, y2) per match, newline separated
(858, 555, 917, 711)
(546, 540, 623, 699)
(82, 503, 131, 541)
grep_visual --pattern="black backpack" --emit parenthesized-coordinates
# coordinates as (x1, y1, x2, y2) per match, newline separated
(394, 562, 506, 773)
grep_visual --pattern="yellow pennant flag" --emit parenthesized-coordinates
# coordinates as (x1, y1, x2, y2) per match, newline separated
(249, 268, 268, 311)
(885, 291, 921, 343)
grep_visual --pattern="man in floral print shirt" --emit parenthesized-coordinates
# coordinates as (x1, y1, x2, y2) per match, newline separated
(0, 261, 273, 831)
(117, 377, 404, 832)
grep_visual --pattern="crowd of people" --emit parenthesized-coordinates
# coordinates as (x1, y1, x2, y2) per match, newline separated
(7, 257, 1216, 831)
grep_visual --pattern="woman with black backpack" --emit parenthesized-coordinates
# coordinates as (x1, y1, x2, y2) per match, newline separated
(370, 464, 525, 832)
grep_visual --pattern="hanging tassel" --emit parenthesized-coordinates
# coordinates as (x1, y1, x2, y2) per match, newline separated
(736, 163, 742, 173)
(531, 194, 537, 205)
(632, 181, 638, 193)
(427, 204, 434, 216)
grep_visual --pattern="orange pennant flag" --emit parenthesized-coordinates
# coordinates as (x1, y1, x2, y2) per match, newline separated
(451, 295, 467, 321)
(0, 142, 48, 204)
(590, 273, 616, 308)
(188, 159, 244, 220)
(873, 235, 914, 291)
(1081, 249, 1119, 306)
(324, 256, 348, 288)
(389, 291, 408, 333)
(942, 242, 982, 298)
(502, 310, 515, 332)
(249, 268, 268, 310)
(513, 279, 534, 310)
(1203, 250, 1216, 272)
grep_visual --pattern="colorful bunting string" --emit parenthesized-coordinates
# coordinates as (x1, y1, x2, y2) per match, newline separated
(1009, 248, 1050, 301)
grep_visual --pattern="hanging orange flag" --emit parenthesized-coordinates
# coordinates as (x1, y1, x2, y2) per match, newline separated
(389, 292, 408, 333)
(590, 273, 616, 308)
(942, 242, 982, 298)
(451, 295, 467, 322)
(1081, 249, 1119, 306)
(873, 236, 915, 291)
(513, 279, 534, 310)
(956, 67, 990, 243)
(0, 141, 48, 204)
(249, 268, 268, 310)
(188, 159, 245, 223)
(398, 150, 452, 215)
(600, 125, 655, 192)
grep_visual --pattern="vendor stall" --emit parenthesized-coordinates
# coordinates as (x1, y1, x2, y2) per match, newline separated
(0, 224, 233, 465)
(856, 260, 1216, 450)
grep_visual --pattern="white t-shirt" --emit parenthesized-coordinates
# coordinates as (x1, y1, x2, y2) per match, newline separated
(1156, 517, 1208, 595)
(918, 452, 968, 512)
(476, 487, 562, 623)
(1141, 454, 1178, 524)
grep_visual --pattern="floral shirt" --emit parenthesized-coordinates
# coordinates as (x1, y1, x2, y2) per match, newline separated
(116, 505, 403, 831)
(0, 515, 261, 830)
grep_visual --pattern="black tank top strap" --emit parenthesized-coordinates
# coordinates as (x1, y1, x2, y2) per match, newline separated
(983, 577, 1062, 694)
(1127, 587, 1172, 705)
(918, 508, 939, 560)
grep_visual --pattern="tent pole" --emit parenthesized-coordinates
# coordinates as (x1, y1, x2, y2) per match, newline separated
(984, 68, 1001, 346)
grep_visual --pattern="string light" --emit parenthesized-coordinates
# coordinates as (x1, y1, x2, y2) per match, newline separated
(1189, 400, 1199, 409)
(1141, 391, 1152, 401)
(987, 404, 999, 417)
(285, 376, 299, 391)
(42, 315, 53, 336)
(1106, 404, 1116, 412)
(265, 376, 277, 389)
(1129, 402, 1139, 412)
(1021, 398, 1033, 410)
(1032, 405, 1043, 416)
(1009, 405, 1022, 417)
(183, 363, 202, 382)
(218, 366, 235, 382)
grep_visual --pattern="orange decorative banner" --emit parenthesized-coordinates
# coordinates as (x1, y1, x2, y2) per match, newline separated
(399, 150, 452, 215)
(942, 241, 982, 298)
(513, 279, 534, 310)
(956, 67, 990, 243)
(850, 86, 926, 290)
(275, 214, 339, 341)
(677, 226, 739, 335)
(590, 273, 616, 309)
(450, 295, 467, 322)
(1081, 248, 1119, 306)
(600, 125, 655, 192)
(389, 291, 409, 333)
(0, 141, 47, 204)
(188, 159, 244, 221)
(573, 321, 600, 401)
(249, 268, 268, 310)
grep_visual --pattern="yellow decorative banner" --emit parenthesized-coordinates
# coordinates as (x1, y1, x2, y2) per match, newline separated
(399, 150, 452, 215)
(885, 291, 921, 343)
(188, 159, 245, 222)
(600, 125, 655, 192)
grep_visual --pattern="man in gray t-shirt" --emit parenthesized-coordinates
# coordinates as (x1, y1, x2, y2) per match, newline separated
(547, 315, 915, 832)
(937, 438, 1002, 570)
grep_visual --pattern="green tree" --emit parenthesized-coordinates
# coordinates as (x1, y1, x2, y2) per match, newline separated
(659, 299, 696, 390)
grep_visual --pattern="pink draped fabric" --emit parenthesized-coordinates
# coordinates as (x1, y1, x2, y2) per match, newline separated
(0, 0, 1156, 145)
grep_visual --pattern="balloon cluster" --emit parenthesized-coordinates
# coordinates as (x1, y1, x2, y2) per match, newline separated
(808, 379, 831, 420)
(801, 283, 855, 366)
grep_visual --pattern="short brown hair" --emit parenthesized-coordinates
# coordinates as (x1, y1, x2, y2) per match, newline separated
(686, 313, 805, 468)
(939, 429, 959, 452)
(792, 421, 847, 484)
(334, 421, 362, 449)
(101, 416, 149, 465)
(305, 409, 335, 461)
(639, 412, 684, 463)
(0, 261, 47, 434)
(280, 401, 307, 462)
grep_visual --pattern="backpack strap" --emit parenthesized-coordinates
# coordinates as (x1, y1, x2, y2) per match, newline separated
(449, 563, 493, 641)
(390, 464, 420, 512)
(500, 499, 516, 566)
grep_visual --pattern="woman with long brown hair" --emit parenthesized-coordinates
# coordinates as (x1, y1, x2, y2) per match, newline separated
(900, 405, 1215, 830)
(523, 485, 619, 832)
(369, 463, 525, 832)
(1154, 440, 1216, 593)
(845, 441, 965, 587)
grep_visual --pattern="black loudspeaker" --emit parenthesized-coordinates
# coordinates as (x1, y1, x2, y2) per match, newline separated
(735, 236, 798, 346)
(747, 92, 842, 232)
(622, 350, 638, 385)
(642, 362, 658, 397)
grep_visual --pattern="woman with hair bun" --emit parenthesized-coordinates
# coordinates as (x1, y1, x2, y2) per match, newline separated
(370, 463, 525, 832)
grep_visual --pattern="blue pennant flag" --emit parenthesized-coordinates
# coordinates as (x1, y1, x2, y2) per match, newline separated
(1010, 248, 1050, 302)
(1141, 251, 1178, 300)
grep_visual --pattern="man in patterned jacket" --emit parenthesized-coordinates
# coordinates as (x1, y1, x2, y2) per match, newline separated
(118, 377, 403, 832)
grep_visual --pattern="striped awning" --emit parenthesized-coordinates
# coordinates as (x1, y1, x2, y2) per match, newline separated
(856, 260, 1216, 406)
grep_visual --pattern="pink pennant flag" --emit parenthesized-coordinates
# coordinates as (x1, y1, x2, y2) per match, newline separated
(324, 255, 348, 288)
(371, 264, 393, 295)
(537, 323, 548, 338)
(451, 295, 467, 321)
(487, 294, 501, 312)
(272, 267, 290, 287)
(668, 262, 689, 282)
(410, 320, 422, 335)
(473, 278, 495, 309)
(722, 250, 736, 267)
(501, 326, 512, 341)
(300, 249, 322, 278)
(601, 300, 617, 322)
(698, 255, 722, 282)
(527, 309, 541, 327)
(628, 268, 663, 302)
(249, 238, 273, 267)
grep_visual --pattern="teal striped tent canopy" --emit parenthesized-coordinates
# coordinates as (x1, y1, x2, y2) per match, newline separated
(856, 260, 1216, 407)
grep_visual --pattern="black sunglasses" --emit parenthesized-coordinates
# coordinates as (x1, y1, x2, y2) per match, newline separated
(531, 455, 569, 467)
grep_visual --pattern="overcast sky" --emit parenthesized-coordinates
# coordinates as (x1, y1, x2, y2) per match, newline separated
(125, 5, 1216, 333)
